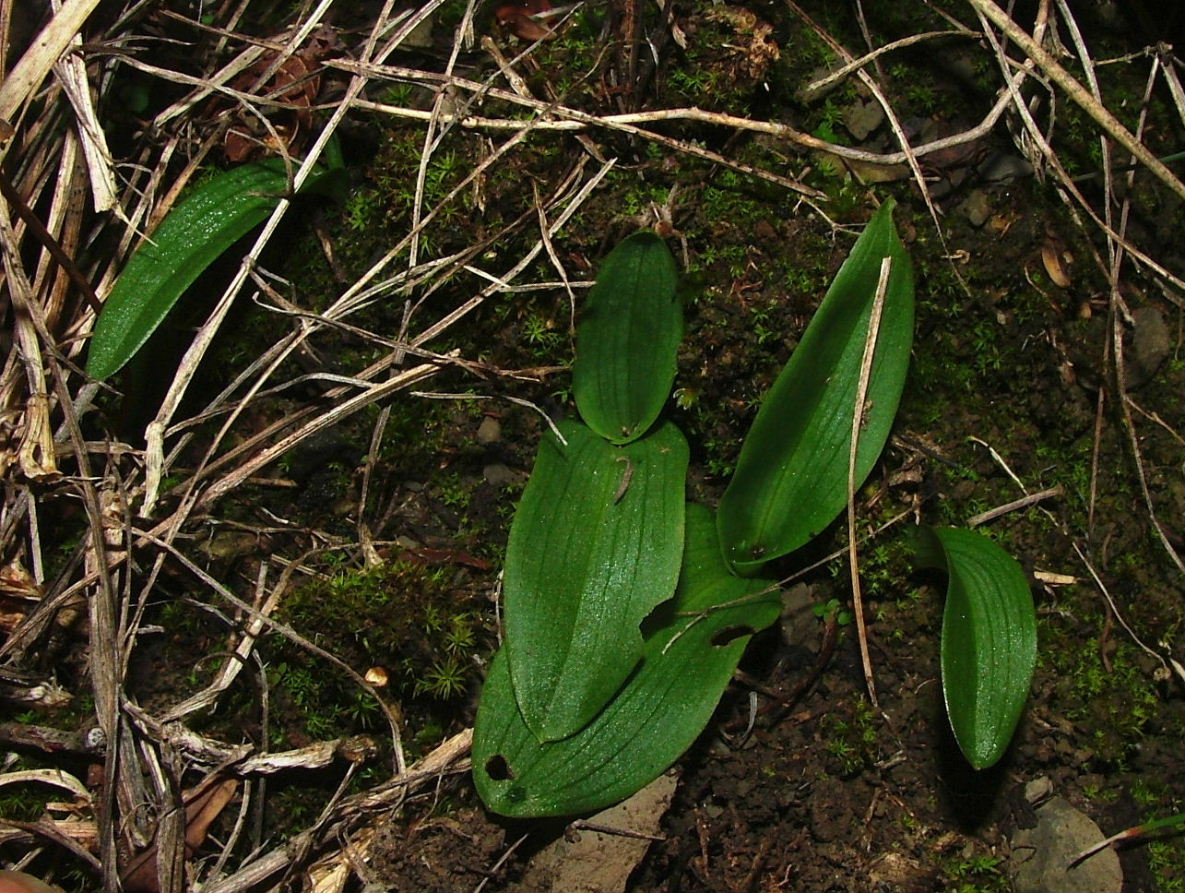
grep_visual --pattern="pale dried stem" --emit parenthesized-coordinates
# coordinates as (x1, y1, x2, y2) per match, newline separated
(139, 2, 435, 516)
(976, 9, 1185, 293)
(53, 33, 122, 216)
(973, 427, 1182, 680)
(138, 40, 591, 530)
(846, 256, 892, 709)
(0, 202, 57, 481)
(786, 0, 945, 248)
(339, 58, 1023, 172)
(407, 0, 471, 269)
(146, 159, 594, 551)
(156, 558, 292, 724)
(135, 527, 409, 772)
(1033, 0, 1185, 578)
(199, 729, 472, 893)
(801, 28, 978, 100)
(967, 0, 1185, 200)
(965, 486, 1064, 527)
(34, 134, 87, 331)
(0, 0, 104, 126)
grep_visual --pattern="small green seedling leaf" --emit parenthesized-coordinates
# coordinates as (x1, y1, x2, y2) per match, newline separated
(916, 526, 1037, 770)
(573, 231, 681, 444)
(475, 503, 780, 816)
(717, 200, 914, 574)
(86, 159, 329, 380)
(503, 419, 688, 742)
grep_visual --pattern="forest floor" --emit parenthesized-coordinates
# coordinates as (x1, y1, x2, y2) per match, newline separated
(0, 2, 1182, 892)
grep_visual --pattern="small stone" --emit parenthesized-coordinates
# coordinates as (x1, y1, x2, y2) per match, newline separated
(979, 151, 1034, 181)
(1131, 306, 1169, 377)
(958, 189, 992, 227)
(202, 531, 258, 560)
(400, 11, 434, 48)
(779, 583, 817, 645)
(476, 416, 501, 444)
(483, 463, 518, 486)
(1009, 795, 1122, 893)
(844, 98, 884, 141)
(1024, 776, 1054, 804)
(947, 54, 978, 81)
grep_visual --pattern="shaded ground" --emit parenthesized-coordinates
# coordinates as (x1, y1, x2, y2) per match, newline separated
(0, 2, 1182, 892)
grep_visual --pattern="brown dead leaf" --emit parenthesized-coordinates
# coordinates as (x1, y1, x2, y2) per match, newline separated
(1041, 239, 1073, 287)
(704, 6, 780, 80)
(0, 559, 41, 600)
(120, 778, 238, 892)
(0, 558, 43, 634)
(495, 0, 556, 42)
(520, 773, 676, 892)
(207, 29, 338, 162)
(223, 53, 319, 162)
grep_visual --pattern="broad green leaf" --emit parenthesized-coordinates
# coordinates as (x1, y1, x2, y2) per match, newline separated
(475, 503, 780, 817)
(504, 419, 688, 742)
(573, 231, 681, 444)
(86, 159, 330, 380)
(916, 526, 1037, 770)
(718, 200, 914, 574)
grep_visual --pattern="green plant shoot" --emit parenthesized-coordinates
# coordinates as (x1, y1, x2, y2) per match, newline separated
(916, 526, 1037, 769)
(86, 158, 332, 380)
(717, 200, 914, 575)
(572, 231, 682, 445)
(502, 419, 688, 742)
(476, 208, 1037, 817)
(475, 503, 779, 816)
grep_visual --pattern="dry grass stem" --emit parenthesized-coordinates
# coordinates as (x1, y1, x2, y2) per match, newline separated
(846, 256, 893, 709)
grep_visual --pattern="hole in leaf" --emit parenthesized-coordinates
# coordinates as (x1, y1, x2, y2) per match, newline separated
(484, 754, 515, 781)
(640, 597, 678, 637)
(711, 625, 755, 647)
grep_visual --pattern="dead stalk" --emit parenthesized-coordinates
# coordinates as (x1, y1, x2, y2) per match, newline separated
(846, 256, 892, 709)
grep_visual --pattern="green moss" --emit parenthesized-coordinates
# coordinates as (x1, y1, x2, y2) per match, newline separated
(0, 756, 54, 821)
(264, 559, 492, 749)
(1148, 834, 1185, 893)
(1048, 633, 1166, 767)
(940, 849, 1009, 893)
(820, 694, 880, 777)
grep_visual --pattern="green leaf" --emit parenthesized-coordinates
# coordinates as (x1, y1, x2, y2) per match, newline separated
(503, 419, 688, 742)
(573, 231, 681, 444)
(718, 200, 914, 574)
(916, 526, 1037, 770)
(86, 159, 329, 380)
(475, 503, 780, 817)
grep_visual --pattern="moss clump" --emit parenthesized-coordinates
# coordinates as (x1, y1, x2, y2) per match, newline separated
(1048, 633, 1168, 768)
(940, 849, 1009, 893)
(266, 559, 491, 747)
(819, 694, 881, 777)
